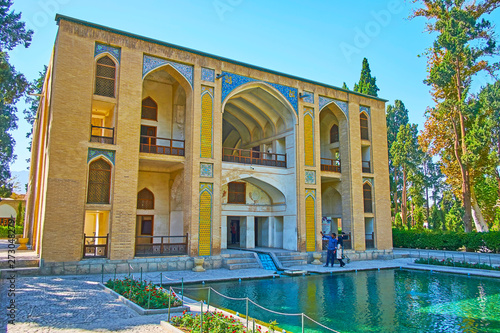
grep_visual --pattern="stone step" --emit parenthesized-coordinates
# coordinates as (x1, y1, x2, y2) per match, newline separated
(227, 263, 262, 270)
(224, 258, 258, 265)
(221, 252, 256, 258)
(276, 255, 307, 261)
(0, 259, 39, 269)
(280, 260, 307, 267)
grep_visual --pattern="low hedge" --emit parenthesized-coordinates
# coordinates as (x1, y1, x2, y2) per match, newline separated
(392, 229, 500, 253)
(0, 226, 24, 238)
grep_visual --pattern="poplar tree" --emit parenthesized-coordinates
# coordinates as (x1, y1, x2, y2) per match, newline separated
(353, 58, 379, 97)
(412, 0, 500, 232)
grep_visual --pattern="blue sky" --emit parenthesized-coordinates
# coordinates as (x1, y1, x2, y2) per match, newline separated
(8, 0, 500, 173)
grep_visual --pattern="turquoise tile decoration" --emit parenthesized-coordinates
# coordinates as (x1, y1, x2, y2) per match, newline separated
(305, 170, 316, 184)
(143, 55, 193, 86)
(88, 148, 115, 164)
(95, 42, 121, 63)
(200, 163, 213, 178)
(201, 67, 215, 82)
(319, 96, 349, 119)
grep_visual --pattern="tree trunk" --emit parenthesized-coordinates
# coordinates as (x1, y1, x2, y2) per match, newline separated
(471, 189, 489, 232)
(393, 170, 399, 225)
(401, 166, 408, 229)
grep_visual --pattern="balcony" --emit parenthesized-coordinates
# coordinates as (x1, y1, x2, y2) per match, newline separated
(135, 234, 188, 256)
(140, 135, 185, 156)
(83, 234, 109, 258)
(362, 160, 371, 173)
(222, 147, 286, 168)
(320, 158, 341, 173)
(91, 125, 114, 144)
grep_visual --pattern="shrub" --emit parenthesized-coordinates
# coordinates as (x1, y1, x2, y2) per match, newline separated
(415, 257, 500, 271)
(392, 229, 500, 253)
(171, 310, 251, 333)
(0, 225, 24, 238)
(105, 277, 181, 309)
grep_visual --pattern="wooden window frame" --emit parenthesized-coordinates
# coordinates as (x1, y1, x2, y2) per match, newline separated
(87, 158, 112, 204)
(228, 182, 246, 204)
(137, 188, 154, 210)
(138, 215, 154, 236)
(95, 56, 116, 98)
(363, 183, 373, 213)
(330, 124, 339, 143)
(360, 113, 369, 141)
(141, 97, 158, 121)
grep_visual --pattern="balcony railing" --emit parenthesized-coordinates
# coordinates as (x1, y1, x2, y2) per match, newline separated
(222, 147, 287, 168)
(140, 135, 185, 156)
(91, 125, 114, 144)
(135, 234, 188, 256)
(83, 234, 109, 258)
(321, 158, 341, 173)
(362, 160, 371, 173)
(365, 232, 375, 249)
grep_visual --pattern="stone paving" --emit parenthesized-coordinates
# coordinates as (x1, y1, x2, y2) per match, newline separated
(0, 251, 499, 332)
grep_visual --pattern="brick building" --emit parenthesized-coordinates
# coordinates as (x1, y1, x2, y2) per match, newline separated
(24, 15, 392, 269)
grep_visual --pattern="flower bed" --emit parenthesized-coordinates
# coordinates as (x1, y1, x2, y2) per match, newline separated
(105, 277, 182, 309)
(415, 257, 500, 271)
(171, 310, 254, 333)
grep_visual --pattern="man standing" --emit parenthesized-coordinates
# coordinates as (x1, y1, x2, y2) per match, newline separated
(320, 231, 337, 267)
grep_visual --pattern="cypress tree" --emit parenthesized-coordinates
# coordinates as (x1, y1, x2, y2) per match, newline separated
(353, 58, 379, 97)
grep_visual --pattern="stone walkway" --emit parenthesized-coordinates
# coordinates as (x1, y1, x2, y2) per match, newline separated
(1, 253, 499, 332)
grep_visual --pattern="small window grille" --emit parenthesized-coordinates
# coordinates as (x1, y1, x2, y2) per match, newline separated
(95, 56, 116, 97)
(142, 97, 158, 120)
(360, 113, 369, 140)
(87, 159, 111, 204)
(330, 124, 339, 143)
(137, 188, 154, 209)
(228, 182, 246, 204)
(363, 183, 373, 213)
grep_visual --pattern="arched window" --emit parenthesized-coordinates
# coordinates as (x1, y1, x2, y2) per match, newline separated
(137, 188, 154, 209)
(141, 97, 158, 121)
(363, 183, 373, 213)
(95, 56, 116, 97)
(330, 124, 339, 143)
(87, 159, 112, 204)
(360, 113, 369, 140)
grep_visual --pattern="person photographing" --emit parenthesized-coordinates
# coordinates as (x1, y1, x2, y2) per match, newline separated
(320, 231, 337, 267)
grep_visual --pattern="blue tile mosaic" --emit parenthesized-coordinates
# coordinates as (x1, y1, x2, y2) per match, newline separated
(88, 148, 115, 165)
(201, 86, 214, 95)
(305, 170, 316, 184)
(95, 43, 121, 63)
(360, 105, 371, 117)
(302, 91, 314, 104)
(200, 163, 213, 178)
(220, 72, 298, 114)
(319, 96, 349, 119)
(143, 55, 193, 86)
(201, 67, 215, 82)
(200, 182, 213, 195)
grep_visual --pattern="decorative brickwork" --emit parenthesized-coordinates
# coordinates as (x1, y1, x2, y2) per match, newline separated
(305, 189, 316, 252)
(304, 108, 314, 167)
(200, 87, 214, 158)
(199, 183, 213, 256)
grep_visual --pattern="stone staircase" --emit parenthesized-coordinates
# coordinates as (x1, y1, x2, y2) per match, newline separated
(0, 256, 39, 270)
(222, 252, 261, 270)
(274, 252, 308, 268)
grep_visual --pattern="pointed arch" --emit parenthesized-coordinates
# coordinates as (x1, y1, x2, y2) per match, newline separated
(87, 158, 112, 204)
(141, 97, 158, 120)
(363, 182, 373, 213)
(137, 188, 154, 209)
(95, 55, 116, 98)
(143, 63, 193, 96)
(360, 112, 370, 140)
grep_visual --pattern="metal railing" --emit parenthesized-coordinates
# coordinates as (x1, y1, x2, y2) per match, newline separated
(83, 234, 109, 258)
(135, 234, 188, 256)
(222, 147, 286, 168)
(365, 232, 375, 249)
(320, 158, 341, 172)
(91, 125, 115, 144)
(362, 160, 371, 173)
(140, 135, 185, 156)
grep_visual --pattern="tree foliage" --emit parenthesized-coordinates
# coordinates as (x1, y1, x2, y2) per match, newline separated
(353, 58, 379, 97)
(0, 0, 32, 197)
(412, 0, 500, 232)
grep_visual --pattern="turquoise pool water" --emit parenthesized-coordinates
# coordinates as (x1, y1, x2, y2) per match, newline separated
(179, 269, 500, 333)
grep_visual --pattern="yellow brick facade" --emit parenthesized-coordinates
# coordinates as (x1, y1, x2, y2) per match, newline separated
(24, 15, 392, 264)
